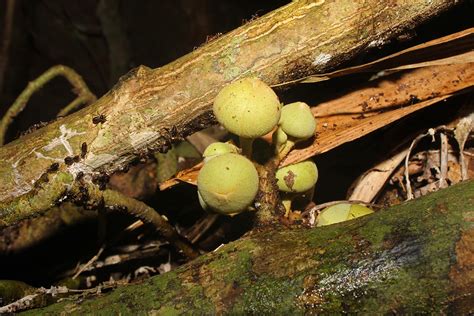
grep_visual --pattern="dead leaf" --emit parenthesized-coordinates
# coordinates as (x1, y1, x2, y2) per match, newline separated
(348, 148, 409, 203)
(283, 62, 474, 166)
(159, 162, 203, 190)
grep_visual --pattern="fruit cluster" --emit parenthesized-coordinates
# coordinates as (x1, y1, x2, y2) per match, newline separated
(197, 77, 373, 225)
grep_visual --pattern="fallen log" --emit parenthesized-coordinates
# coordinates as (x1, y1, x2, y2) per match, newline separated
(22, 180, 474, 314)
(0, 0, 459, 225)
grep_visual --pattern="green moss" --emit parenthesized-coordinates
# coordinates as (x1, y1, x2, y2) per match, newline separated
(26, 270, 214, 315)
(207, 247, 254, 284)
(24, 181, 474, 315)
(304, 181, 472, 314)
(154, 306, 180, 316)
(231, 275, 304, 315)
(0, 280, 35, 305)
(358, 214, 393, 248)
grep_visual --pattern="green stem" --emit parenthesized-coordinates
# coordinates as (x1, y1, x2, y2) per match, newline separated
(277, 139, 295, 161)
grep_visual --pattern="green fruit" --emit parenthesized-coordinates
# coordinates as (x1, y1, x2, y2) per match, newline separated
(317, 203, 374, 226)
(213, 77, 281, 138)
(279, 102, 316, 140)
(197, 153, 259, 215)
(275, 160, 318, 193)
(203, 142, 239, 162)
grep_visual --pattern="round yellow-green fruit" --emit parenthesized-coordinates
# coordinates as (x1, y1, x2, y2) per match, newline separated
(213, 77, 281, 138)
(197, 153, 259, 215)
(275, 160, 318, 193)
(316, 203, 374, 227)
(203, 142, 239, 162)
(279, 102, 316, 140)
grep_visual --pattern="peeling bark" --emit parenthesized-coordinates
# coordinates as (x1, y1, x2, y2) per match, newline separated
(24, 180, 474, 314)
(0, 0, 459, 225)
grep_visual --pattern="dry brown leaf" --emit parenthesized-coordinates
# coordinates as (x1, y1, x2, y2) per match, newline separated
(348, 148, 409, 203)
(160, 162, 203, 190)
(283, 62, 474, 165)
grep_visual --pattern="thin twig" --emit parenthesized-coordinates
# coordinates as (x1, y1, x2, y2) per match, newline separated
(73, 245, 105, 279)
(186, 213, 219, 244)
(0, 65, 96, 145)
(0, 294, 39, 314)
(439, 132, 448, 188)
(463, 150, 474, 157)
(0, 284, 116, 314)
(83, 184, 200, 259)
(404, 126, 451, 200)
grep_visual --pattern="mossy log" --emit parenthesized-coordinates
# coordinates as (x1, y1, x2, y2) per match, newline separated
(0, 0, 459, 225)
(25, 180, 474, 315)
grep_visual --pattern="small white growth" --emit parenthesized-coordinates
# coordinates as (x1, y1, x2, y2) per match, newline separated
(168, 91, 191, 108)
(158, 261, 172, 274)
(428, 128, 436, 140)
(368, 38, 385, 48)
(369, 71, 387, 81)
(312, 53, 332, 66)
(43, 124, 85, 155)
(57, 194, 68, 203)
(34, 151, 63, 162)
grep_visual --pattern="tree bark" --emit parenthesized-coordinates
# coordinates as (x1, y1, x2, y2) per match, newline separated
(0, 0, 459, 225)
(21, 180, 474, 314)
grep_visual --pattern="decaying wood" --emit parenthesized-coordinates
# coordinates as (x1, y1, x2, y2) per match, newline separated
(23, 180, 474, 314)
(0, 0, 460, 225)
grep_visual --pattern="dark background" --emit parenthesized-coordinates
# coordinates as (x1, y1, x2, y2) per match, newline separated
(0, 0, 289, 141)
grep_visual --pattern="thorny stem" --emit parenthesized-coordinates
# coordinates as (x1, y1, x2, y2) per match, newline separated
(0, 65, 96, 145)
